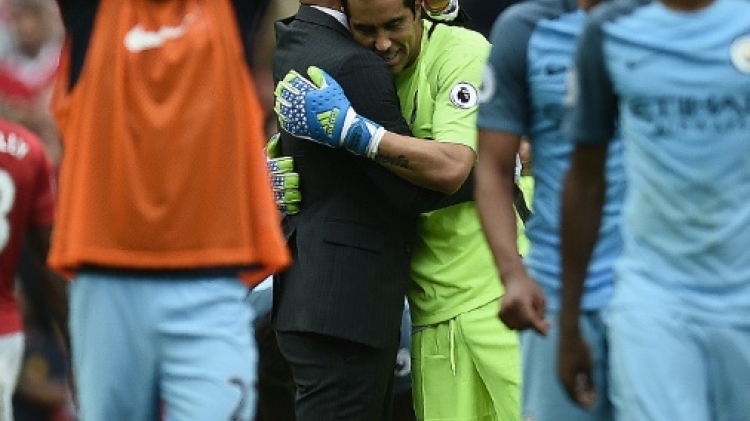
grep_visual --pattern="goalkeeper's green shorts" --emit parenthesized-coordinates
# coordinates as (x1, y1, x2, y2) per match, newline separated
(412, 299, 521, 421)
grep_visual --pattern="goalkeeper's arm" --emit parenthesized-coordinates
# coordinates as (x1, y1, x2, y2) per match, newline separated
(275, 67, 475, 194)
(371, 130, 475, 195)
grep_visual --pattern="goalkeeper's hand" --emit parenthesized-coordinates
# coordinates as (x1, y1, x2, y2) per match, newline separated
(274, 66, 384, 158)
(265, 133, 301, 216)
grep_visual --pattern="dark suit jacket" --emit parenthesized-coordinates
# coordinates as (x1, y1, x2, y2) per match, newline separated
(272, 6, 472, 349)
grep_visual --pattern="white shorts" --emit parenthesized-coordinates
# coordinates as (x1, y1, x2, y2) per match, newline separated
(0, 332, 24, 421)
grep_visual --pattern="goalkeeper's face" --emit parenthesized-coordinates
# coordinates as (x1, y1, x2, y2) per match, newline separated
(347, 0, 424, 76)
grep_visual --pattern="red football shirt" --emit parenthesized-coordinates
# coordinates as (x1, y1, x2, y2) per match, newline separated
(0, 119, 55, 335)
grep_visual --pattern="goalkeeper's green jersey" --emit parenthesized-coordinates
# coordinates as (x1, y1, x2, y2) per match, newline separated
(397, 21, 499, 326)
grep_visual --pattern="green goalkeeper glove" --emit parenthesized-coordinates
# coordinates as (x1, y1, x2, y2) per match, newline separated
(265, 133, 301, 215)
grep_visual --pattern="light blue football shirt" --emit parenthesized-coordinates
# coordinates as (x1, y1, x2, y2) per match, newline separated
(570, 0, 750, 322)
(478, 0, 626, 310)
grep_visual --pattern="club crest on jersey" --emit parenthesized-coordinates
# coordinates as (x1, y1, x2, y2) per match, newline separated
(731, 34, 750, 74)
(450, 82, 478, 109)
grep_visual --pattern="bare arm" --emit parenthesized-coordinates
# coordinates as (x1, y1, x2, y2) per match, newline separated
(476, 129, 548, 333)
(559, 143, 607, 336)
(26, 225, 69, 350)
(375, 132, 476, 194)
(557, 142, 608, 408)
(476, 129, 523, 281)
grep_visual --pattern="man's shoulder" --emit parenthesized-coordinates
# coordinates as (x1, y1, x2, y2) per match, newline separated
(572, 0, 649, 60)
(276, 16, 380, 65)
(277, 5, 352, 43)
(275, 32, 387, 81)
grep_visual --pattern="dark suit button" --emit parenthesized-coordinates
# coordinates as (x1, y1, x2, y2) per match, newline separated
(403, 245, 412, 253)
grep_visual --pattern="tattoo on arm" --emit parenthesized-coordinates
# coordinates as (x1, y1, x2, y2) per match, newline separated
(374, 154, 410, 169)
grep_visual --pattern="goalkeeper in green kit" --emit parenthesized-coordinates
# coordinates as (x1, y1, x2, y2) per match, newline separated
(272, 0, 522, 420)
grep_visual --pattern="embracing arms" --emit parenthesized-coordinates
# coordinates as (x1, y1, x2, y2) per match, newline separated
(475, 129, 549, 334)
(275, 66, 474, 195)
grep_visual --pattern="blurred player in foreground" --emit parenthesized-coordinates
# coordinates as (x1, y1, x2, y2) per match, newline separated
(474, 0, 625, 419)
(561, 0, 750, 418)
(0, 116, 63, 421)
(49, 1, 289, 420)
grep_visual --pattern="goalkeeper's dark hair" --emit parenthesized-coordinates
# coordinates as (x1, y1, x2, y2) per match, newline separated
(341, 0, 470, 29)
(341, 0, 419, 18)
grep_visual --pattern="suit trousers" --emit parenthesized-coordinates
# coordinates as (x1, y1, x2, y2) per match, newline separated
(276, 330, 398, 421)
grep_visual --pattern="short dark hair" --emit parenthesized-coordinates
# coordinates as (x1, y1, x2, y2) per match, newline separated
(341, 0, 419, 19)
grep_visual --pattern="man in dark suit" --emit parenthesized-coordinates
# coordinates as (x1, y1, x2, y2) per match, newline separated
(271, 2, 473, 421)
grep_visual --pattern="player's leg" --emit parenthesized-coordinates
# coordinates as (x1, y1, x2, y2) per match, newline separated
(69, 272, 160, 421)
(411, 317, 494, 421)
(708, 322, 750, 421)
(607, 305, 709, 421)
(457, 299, 522, 421)
(0, 332, 24, 421)
(159, 276, 256, 421)
(521, 309, 612, 421)
(276, 330, 398, 421)
(255, 314, 295, 421)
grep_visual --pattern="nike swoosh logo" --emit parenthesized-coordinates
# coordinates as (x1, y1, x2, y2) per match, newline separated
(124, 14, 196, 53)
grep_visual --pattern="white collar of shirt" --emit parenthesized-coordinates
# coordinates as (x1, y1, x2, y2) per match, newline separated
(311, 5, 350, 31)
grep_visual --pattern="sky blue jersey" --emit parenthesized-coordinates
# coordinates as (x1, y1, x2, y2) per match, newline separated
(569, 0, 750, 322)
(478, 0, 626, 310)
